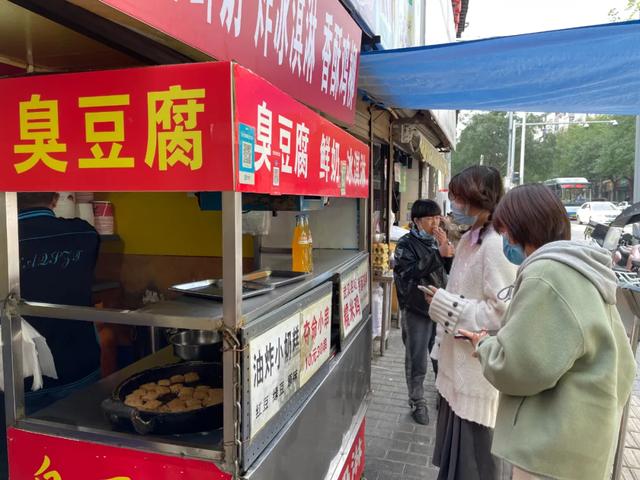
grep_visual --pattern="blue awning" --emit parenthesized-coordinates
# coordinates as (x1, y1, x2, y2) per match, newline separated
(358, 20, 640, 115)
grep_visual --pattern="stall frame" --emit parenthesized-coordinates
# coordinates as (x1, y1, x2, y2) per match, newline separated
(0, 64, 372, 480)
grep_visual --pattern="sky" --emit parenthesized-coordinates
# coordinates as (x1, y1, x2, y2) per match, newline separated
(462, 0, 632, 40)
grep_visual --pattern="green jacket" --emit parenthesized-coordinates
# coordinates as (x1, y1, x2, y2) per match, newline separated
(477, 241, 636, 480)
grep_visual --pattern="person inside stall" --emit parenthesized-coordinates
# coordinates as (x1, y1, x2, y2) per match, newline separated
(394, 199, 454, 425)
(0, 192, 101, 477)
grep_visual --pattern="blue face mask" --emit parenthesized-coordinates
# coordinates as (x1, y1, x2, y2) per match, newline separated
(502, 236, 526, 265)
(418, 228, 429, 239)
(450, 202, 478, 226)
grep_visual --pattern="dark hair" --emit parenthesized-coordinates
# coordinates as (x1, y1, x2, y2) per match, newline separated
(448, 165, 504, 243)
(17, 192, 57, 210)
(493, 184, 571, 249)
(411, 199, 441, 220)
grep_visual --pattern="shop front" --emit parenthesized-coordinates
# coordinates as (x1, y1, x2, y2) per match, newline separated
(0, 2, 373, 477)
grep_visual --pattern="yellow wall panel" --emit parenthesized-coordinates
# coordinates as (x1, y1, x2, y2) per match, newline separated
(96, 192, 252, 257)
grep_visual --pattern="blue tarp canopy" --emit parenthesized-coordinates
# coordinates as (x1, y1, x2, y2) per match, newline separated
(358, 20, 640, 115)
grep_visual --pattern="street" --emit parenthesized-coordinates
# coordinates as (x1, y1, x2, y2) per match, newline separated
(571, 221, 587, 241)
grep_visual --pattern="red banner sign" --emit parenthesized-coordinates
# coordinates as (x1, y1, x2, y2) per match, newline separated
(0, 62, 368, 197)
(337, 418, 366, 480)
(8, 427, 231, 480)
(233, 65, 369, 198)
(94, 0, 361, 123)
(0, 62, 234, 192)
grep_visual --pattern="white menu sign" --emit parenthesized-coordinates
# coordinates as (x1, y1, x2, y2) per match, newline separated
(340, 260, 370, 339)
(249, 312, 301, 437)
(299, 292, 332, 387)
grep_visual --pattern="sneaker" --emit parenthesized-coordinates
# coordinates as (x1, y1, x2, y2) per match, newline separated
(412, 403, 429, 425)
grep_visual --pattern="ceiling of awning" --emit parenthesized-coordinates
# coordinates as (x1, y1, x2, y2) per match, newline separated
(0, 0, 139, 74)
(358, 20, 640, 115)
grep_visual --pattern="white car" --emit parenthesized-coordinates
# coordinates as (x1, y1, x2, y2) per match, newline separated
(577, 202, 620, 225)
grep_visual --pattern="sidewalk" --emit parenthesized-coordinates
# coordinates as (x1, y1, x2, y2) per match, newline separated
(364, 328, 439, 480)
(365, 326, 640, 480)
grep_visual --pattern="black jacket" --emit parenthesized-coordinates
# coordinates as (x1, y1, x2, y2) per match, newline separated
(393, 229, 451, 316)
(19, 208, 101, 388)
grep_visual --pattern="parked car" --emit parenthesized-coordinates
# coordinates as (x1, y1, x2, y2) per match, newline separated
(577, 202, 621, 225)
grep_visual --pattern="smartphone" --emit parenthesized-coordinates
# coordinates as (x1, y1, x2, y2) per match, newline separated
(417, 285, 435, 294)
(454, 329, 499, 339)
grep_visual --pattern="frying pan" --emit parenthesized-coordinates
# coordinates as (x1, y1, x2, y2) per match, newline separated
(101, 361, 223, 435)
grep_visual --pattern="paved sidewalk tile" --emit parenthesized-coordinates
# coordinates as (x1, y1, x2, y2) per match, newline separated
(364, 327, 439, 480)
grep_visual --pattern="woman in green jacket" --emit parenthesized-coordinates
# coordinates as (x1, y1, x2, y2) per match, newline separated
(461, 184, 636, 480)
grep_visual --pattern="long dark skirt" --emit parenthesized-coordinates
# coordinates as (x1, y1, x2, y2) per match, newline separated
(432, 396, 511, 480)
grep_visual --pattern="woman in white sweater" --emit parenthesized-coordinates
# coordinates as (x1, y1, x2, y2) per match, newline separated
(424, 166, 517, 480)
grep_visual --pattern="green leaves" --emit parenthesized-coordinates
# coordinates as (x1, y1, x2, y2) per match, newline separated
(452, 112, 636, 185)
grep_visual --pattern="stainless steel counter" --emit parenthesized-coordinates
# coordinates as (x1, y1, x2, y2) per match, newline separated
(21, 347, 224, 461)
(19, 249, 365, 330)
(138, 249, 365, 326)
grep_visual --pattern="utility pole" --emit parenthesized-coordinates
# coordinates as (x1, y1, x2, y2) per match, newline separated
(506, 112, 514, 188)
(519, 113, 527, 185)
(510, 114, 518, 186)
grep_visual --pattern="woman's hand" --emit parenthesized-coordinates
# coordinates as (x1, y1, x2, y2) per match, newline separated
(457, 328, 488, 350)
(418, 285, 439, 304)
(434, 227, 454, 257)
(439, 242, 455, 258)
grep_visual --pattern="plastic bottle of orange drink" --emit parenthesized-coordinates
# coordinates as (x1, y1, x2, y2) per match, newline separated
(303, 214, 313, 272)
(292, 215, 308, 272)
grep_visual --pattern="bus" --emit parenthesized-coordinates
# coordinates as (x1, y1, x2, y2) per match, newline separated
(543, 177, 592, 219)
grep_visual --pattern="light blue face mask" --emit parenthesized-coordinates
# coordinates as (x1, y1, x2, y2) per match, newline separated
(502, 236, 526, 265)
(450, 202, 478, 226)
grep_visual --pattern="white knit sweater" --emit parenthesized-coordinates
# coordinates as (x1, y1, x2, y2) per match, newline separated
(429, 226, 517, 427)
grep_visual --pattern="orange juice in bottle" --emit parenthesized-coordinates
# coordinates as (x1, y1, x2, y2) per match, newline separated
(292, 215, 308, 272)
(303, 214, 313, 272)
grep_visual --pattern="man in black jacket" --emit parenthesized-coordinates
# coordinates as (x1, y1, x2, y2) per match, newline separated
(0, 192, 101, 477)
(393, 200, 453, 425)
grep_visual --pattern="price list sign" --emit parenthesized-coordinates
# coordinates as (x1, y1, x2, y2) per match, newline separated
(249, 312, 301, 437)
(340, 260, 370, 340)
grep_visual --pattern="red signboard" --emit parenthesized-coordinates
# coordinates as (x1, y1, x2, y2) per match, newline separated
(233, 64, 369, 198)
(8, 427, 231, 480)
(337, 418, 366, 480)
(0, 62, 368, 197)
(94, 0, 361, 123)
(0, 62, 234, 192)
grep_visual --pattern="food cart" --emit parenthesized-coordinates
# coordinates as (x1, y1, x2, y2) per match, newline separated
(0, 60, 371, 479)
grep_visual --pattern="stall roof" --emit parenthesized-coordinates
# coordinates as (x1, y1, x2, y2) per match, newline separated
(358, 20, 640, 115)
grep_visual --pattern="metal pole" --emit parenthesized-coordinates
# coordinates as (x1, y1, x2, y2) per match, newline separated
(506, 112, 513, 188)
(519, 114, 527, 185)
(222, 191, 242, 476)
(0, 192, 24, 427)
(634, 116, 640, 203)
(510, 119, 518, 186)
(386, 120, 394, 242)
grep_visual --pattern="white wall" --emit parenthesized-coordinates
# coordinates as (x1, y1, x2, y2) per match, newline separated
(425, 0, 456, 45)
(261, 198, 360, 250)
